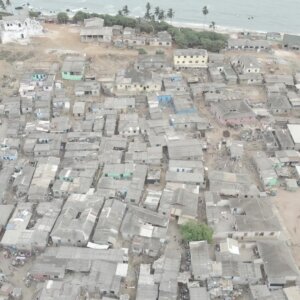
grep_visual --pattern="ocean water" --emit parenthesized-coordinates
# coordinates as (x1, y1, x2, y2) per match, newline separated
(13, 0, 300, 34)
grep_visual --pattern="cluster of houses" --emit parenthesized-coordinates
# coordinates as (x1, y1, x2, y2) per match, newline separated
(80, 17, 172, 48)
(1, 12, 300, 300)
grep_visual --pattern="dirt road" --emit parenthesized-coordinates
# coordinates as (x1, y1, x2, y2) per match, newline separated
(273, 188, 300, 265)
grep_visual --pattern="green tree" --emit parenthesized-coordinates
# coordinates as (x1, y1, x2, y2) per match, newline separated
(202, 5, 209, 28)
(180, 221, 213, 243)
(117, 10, 123, 16)
(158, 10, 165, 21)
(154, 20, 170, 32)
(154, 6, 160, 19)
(138, 20, 154, 34)
(209, 21, 216, 31)
(156, 49, 164, 55)
(29, 11, 41, 18)
(138, 48, 147, 54)
(6, 0, 10, 6)
(57, 12, 69, 24)
(167, 8, 174, 23)
(146, 2, 151, 12)
(73, 11, 90, 23)
(0, 0, 5, 10)
(180, 28, 200, 47)
(144, 10, 151, 20)
(202, 5, 209, 17)
(122, 5, 129, 16)
(145, 2, 151, 19)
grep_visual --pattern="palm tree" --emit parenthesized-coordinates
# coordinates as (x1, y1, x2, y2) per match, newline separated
(167, 8, 175, 23)
(144, 11, 151, 20)
(158, 10, 165, 21)
(0, 0, 5, 10)
(202, 5, 209, 16)
(209, 21, 216, 31)
(154, 6, 160, 19)
(144, 2, 151, 20)
(202, 5, 209, 29)
(122, 5, 129, 16)
(146, 2, 151, 13)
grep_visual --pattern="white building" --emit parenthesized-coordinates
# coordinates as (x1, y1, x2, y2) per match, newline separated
(174, 49, 208, 68)
(287, 124, 300, 150)
(0, 14, 43, 44)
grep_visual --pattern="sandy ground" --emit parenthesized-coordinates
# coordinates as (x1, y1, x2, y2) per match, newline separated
(0, 24, 138, 78)
(273, 188, 300, 266)
(0, 251, 36, 300)
(0, 23, 175, 83)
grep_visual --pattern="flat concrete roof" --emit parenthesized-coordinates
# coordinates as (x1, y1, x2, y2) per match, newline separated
(288, 124, 300, 144)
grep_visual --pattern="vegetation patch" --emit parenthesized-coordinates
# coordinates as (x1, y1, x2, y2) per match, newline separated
(180, 221, 214, 243)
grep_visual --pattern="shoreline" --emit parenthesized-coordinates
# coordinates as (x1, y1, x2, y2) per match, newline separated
(12, 6, 299, 37)
(168, 21, 267, 37)
(40, 10, 269, 37)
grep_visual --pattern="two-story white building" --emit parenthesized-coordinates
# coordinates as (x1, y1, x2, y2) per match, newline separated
(174, 49, 208, 68)
(0, 14, 43, 44)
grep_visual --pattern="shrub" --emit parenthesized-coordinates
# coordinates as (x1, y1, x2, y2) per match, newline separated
(73, 11, 90, 23)
(180, 221, 213, 243)
(29, 11, 41, 18)
(156, 50, 165, 55)
(57, 12, 69, 24)
(138, 48, 147, 55)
